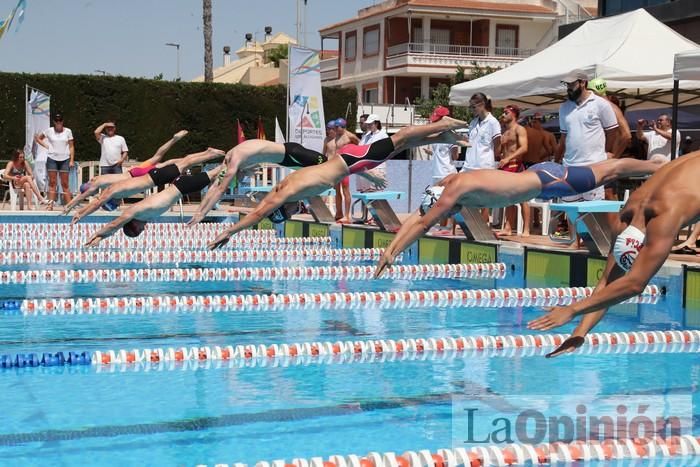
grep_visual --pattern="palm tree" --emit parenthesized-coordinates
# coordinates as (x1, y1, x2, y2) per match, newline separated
(203, 0, 213, 82)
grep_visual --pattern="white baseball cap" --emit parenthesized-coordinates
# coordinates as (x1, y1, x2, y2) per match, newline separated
(365, 114, 381, 124)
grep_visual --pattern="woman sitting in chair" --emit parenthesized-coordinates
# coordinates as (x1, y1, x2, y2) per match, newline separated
(3, 149, 52, 210)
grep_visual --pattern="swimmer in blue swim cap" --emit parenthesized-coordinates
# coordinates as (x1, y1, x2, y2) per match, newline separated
(528, 150, 700, 357)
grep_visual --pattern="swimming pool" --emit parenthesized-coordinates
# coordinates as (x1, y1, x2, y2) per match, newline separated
(0, 223, 697, 466)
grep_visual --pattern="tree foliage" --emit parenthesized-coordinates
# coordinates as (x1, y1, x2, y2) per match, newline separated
(267, 45, 289, 67)
(0, 72, 356, 160)
(414, 61, 500, 121)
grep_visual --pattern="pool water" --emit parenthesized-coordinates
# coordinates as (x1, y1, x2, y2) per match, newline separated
(0, 251, 697, 466)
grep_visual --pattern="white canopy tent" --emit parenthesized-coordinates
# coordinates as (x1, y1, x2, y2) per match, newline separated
(674, 49, 700, 80)
(449, 9, 700, 110)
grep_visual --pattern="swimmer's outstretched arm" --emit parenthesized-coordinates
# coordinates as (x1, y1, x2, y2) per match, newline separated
(72, 189, 115, 224)
(374, 185, 460, 278)
(85, 212, 134, 247)
(208, 185, 289, 249)
(188, 167, 232, 226)
(62, 174, 124, 214)
(528, 222, 676, 345)
(141, 130, 189, 167)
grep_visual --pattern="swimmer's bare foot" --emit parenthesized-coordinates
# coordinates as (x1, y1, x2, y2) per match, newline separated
(174, 130, 189, 140)
(440, 116, 468, 130)
(521, 230, 530, 237)
(206, 147, 225, 156)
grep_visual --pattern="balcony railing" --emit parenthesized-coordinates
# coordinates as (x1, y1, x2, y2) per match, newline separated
(320, 57, 338, 81)
(386, 42, 534, 59)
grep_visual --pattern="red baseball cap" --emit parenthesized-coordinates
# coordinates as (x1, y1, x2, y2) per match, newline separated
(429, 106, 450, 122)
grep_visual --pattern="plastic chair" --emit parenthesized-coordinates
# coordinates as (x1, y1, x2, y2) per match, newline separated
(513, 199, 552, 235)
(0, 169, 34, 211)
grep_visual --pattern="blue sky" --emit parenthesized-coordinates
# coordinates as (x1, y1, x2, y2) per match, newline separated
(0, 0, 372, 80)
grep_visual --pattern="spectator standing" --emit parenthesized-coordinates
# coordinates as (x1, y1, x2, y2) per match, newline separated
(356, 113, 388, 193)
(498, 105, 529, 236)
(461, 93, 501, 222)
(94, 122, 129, 175)
(556, 71, 619, 241)
(636, 114, 681, 163)
(34, 113, 74, 206)
(426, 106, 458, 184)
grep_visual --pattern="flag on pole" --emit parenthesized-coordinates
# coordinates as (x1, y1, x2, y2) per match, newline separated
(0, 13, 13, 41)
(256, 116, 267, 140)
(14, 0, 26, 31)
(236, 119, 246, 145)
(274, 117, 285, 143)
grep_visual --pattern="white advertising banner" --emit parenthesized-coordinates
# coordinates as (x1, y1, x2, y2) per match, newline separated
(25, 87, 50, 191)
(287, 46, 325, 153)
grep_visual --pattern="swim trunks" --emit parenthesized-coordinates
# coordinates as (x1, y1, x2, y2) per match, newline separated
(281, 143, 327, 168)
(129, 164, 156, 177)
(172, 172, 211, 195)
(338, 138, 395, 175)
(527, 161, 596, 200)
(148, 164, 181, 186)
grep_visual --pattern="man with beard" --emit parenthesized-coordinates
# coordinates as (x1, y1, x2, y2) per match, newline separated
(556, 71, 620, 243)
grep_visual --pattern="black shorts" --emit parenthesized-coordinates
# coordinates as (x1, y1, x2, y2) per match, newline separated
(172, 172, 211, 195)
(281, 143, 326, 168)
(148, 164, 181, 186)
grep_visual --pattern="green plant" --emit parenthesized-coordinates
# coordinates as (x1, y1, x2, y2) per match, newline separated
(414, 61, 501, 121)
(0, 72, 356, 160)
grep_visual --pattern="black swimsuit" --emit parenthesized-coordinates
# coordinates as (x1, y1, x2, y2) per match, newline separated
(281, 143, 327, 168)
(148, 164, 181, 186)
(172, 172, 211, 195)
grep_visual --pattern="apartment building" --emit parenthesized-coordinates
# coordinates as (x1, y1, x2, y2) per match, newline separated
(319, 0, 595, 126)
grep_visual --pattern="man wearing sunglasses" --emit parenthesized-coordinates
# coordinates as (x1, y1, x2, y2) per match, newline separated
(635, 114, 681, 163)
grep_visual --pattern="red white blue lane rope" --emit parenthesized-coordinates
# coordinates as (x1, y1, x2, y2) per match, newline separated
(0, 235, 331, 250)
(1, 327, 692, 369)
(0, 223, 273, 234)
(0, 248, 392, 266)
(91, 337, 695, 374)
(0, 262, 507, 285)
(206, 435, 700, 467)
(14, 284, 659, 316)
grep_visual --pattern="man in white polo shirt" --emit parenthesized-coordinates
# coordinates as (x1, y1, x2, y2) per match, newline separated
(557, 71, 619, 201)
(94, 121, 129, 175)
(556, 71, 619, 241)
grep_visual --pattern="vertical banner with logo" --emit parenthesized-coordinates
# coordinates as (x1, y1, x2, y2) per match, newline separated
(287, 46, 325, 153)
(25, 86, 50, 191)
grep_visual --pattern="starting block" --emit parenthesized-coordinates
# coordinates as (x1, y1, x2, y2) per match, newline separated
(453, 207, 497, 241)
(351, 191, 404, 231)
(549, 200, 624, 255)
(239, 186, 337, 223)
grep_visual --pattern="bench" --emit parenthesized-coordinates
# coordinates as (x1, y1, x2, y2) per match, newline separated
(351, 191, 404, 232)
(239, 185, 337, 223)
(549, 200, 624, 255)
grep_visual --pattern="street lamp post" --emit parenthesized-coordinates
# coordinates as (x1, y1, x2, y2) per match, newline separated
(165, 42, 181, 81)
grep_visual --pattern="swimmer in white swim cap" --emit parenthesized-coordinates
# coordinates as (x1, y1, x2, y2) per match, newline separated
(529, 150, 700, 358)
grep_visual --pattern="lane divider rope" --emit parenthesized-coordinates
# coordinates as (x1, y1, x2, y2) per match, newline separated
(10, 284, 659, 316)
(0, 248, 393, 266)
(0, 262, 507, 285)
(207, 435, 700, 467)
(0, 223, 275, 233)
(1, 326, 689, 369)
(0, 236, 332, 251)
(90, 338, 696, 373)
